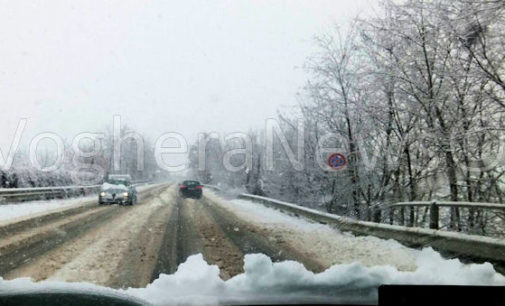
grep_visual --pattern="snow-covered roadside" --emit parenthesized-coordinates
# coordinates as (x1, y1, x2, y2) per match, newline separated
(0, 195, 96, 223)
(205, 191, 418, 271)
(2, 249, 504, 305)
(0, 183, 162, 224)
(1, 189, 504, 305)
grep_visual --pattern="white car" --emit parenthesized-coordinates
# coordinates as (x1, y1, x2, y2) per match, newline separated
(98, 178, 137, 205)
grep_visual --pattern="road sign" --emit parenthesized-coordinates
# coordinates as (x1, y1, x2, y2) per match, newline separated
(328, 153, 346, 170)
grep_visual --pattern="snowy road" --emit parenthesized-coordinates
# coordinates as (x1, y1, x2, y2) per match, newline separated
(0, 185, 418, 286)
(0, 186, 504, 304)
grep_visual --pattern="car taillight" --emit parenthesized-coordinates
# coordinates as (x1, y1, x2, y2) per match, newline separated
(180, 185, 186, 188)
(197, 185, 203, 189)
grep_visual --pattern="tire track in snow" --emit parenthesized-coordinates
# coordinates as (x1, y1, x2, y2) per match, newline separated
(152, 196, 245, 281)
(3, 184, 171, 283)
(187, 198, 244, 279)
(107, 187, 177, 288)
(201, 196, 327, 273)
(151, 196, 212, 280)
(47, 186, 175, 287)
(153, 193, 328, 282)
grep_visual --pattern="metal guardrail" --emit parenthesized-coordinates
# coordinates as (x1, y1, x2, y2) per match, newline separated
(370, 200, 505, 230)
(0, 180, 151, 204)
(0, 185, 101, 203)
(233, 193, 505, 264)
(204, 184, 505, 231)
(383, 201, 505, 210)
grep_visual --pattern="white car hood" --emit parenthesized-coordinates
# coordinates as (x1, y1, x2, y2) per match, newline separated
(101, 182, 128, 192)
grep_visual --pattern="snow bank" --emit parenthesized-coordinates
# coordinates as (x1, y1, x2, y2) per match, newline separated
(205, 193, 418, 270)
(0, 196, 95, 223)
(0, 183, 160, 223)
(1, 249, 504, 305)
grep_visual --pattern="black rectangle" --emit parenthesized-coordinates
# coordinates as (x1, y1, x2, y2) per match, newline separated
(379, 285, 505, 306)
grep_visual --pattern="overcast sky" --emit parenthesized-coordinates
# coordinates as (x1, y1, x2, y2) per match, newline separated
(0, 0, 373, 151)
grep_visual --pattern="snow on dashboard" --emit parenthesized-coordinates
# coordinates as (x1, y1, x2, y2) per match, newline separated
(1, 249, 504, 305)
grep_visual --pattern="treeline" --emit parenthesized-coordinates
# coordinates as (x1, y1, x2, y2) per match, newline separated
(0, 125, 162, 188)
(188, 0, 505, 228)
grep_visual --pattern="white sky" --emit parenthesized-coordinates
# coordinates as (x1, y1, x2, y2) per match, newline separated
(0, 0, 374, 151)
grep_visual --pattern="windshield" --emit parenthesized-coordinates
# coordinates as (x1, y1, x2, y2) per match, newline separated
(1, 0, 505, 305)
(182, 181, 200, 186)
(107, 179, 129, 186)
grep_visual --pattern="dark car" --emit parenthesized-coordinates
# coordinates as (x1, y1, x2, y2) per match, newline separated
(179, 180, 203, 199)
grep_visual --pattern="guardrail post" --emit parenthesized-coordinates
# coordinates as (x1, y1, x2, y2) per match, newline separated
(399, 207, 405, 226)
(389, 208, 394, 225)
(372, 206, 381, 223)
(408, 206, 415, 227)
(429, 201, 439, 230)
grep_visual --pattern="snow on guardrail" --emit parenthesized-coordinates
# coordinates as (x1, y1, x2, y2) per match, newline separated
(225, 193, 505, 264)
(0, 181, 151, 204)
(0, 185, 101, 204)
